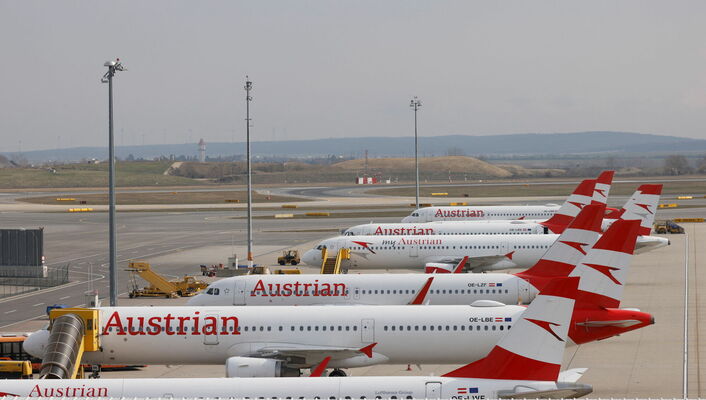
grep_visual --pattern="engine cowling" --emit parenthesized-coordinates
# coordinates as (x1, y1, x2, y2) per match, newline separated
(225, 356, 300, 377)
(424, 262, 457, 273)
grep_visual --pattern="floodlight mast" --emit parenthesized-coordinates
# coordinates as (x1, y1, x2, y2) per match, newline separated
(101, 58, 126, 307)
(245, 77, 254, 266)
(410, 97, 422, 209)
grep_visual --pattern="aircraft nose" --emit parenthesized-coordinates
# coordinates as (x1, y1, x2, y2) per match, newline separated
(301, 250, 319, 266)
(24, 329, 50, 358)
(187, 294, 204, 306)
(401, 216, 411, 223)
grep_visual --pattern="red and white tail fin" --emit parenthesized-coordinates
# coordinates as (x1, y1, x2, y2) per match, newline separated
(540, 179, 596, 233)
(517, 204, 604, 281)
(570, 219, 641, 309)
(591, 170, 614, 206)
(443, 276, 579, 381)
(618, 184, 662, 235)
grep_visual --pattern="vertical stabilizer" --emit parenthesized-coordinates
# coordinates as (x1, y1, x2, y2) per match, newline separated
(443, 276, 579, 381)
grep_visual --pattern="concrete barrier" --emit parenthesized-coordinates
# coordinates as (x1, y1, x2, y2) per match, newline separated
(282, 204, 298, 208)
(56, 198, 75, 201)
(659, 203, 679, 208)
(225, 199, 240, 203)
(677, 196, 693, 200)
(305, 212, 330, 217)
(674, 218, 704, 223)
(68, 208, 93, 212)
(449, 202, 468, 206)
(431, 192, 448, 196)
(274, 213, 294, 219)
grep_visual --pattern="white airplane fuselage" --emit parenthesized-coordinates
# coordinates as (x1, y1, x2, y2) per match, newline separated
(302, 234, 555, 272)
(343, 220, 549, 236)
(27, 305, 523, 368)
(302, 233, 667, 271)
(188, 273, 538, 306)
(402, 205, 560, 223)
(1, 375, 591, 399)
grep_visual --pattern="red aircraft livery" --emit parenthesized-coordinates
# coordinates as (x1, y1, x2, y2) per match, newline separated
(102, 311, 240, 336)
(251, 279, 347, 297)
(435, 209, 485, 218)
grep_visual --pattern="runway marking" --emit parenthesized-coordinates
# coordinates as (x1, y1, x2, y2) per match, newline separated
(4, 309, 17, 314)
(684, 230, 689, 399)
(59, 296, 71, 300)
(32, 303, 44, 307)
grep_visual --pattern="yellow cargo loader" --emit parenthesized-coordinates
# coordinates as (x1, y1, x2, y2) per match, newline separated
(126, 261, 208, 298)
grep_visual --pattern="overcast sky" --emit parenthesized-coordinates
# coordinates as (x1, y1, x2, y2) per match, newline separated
(1, 1, 706, 152)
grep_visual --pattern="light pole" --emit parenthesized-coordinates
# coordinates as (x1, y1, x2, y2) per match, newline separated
(101, 58, 126, 307)
(245, 77, 253, 266)
(410, 97, 422, 209)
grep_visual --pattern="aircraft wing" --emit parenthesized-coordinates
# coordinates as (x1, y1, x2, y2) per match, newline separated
(236, 342, 378, 367)
(465, 254, 513, 271)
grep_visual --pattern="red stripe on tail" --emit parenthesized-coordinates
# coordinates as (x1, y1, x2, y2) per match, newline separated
(637, 184, 663, 195)
(596, 170, 615, 185)
(442, 346, 561, 381)
(592, 219, 641, 254)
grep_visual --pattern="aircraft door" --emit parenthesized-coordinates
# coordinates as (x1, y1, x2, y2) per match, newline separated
(233, 280, 246, 305)
(409, 244, 418, 257)
(361, 319, 374, 343)
(425, 382, 442, 399)
(203, 314, 219, 345)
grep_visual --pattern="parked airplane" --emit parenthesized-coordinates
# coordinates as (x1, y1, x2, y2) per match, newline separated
(24, 216, 652, 378)
(300, 231, 665, 273)
(189, 204, 606, 307)
(345, 179, 597, 236)
(3, 277, 595, 399)
(400, 171, 614, 224)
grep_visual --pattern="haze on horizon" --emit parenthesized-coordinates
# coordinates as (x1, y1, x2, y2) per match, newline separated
(1, 1, 706, 153)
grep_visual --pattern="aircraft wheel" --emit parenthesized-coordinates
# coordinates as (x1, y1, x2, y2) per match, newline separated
(328, 369, 347, 377)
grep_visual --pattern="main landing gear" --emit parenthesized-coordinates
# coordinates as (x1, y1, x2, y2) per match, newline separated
(328, 369, 347, 377)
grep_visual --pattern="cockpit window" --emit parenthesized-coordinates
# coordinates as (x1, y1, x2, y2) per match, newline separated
(206, 288, 220, 295)
(412, 213, 419, 217)
(316, 245, 323, 250)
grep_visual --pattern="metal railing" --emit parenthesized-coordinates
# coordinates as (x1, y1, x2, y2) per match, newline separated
(0, 264, 70, 299)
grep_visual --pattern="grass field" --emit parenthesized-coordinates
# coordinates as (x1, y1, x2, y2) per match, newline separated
(367, 179, 706, 198)
(19, 190, 307, 205)
(0, 161, 202, 189)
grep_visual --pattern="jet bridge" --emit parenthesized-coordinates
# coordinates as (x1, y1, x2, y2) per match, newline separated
(39, 308, 100, 379)
(320, 247, 350, 274)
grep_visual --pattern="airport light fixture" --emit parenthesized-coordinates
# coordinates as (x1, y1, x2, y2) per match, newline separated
(245, 77, 254, 265)
(101, 58, 126, 307)
(410, 97, 422, 209)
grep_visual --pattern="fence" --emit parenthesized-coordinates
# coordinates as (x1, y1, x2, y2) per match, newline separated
(0, 264, 70, 299)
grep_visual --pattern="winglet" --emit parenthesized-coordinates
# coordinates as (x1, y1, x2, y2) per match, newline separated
(453, 256, 469, 274)
(409, 277, 434, 305)
(310, 356, 331, 377)
(359, 342, 377, 358)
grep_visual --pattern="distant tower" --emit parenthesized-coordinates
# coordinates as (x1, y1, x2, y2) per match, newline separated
(198, 139, 206, 162)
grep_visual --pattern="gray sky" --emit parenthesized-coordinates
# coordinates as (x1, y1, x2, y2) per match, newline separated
(2, 1, 706, 152)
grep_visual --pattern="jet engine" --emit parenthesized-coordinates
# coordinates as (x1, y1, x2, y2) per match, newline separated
(225, 356, 300, 377)
(424, 262, 458, 273)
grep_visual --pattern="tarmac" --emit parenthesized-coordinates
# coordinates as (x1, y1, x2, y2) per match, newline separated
(0, 186, 704, 398)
